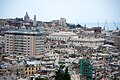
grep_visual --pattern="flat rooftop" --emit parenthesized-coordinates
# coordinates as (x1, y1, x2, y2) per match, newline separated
(5, 26, 43, 35)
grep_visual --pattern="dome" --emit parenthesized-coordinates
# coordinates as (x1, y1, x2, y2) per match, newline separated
(21, 26, 26, 29)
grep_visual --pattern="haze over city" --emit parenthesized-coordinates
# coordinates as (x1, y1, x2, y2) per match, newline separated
(0, 0, 120, 23)
(0, 0, 120, 80)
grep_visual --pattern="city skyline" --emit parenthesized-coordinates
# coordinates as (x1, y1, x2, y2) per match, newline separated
(0, 0, 120, 79)
(0, 0, 120, 23)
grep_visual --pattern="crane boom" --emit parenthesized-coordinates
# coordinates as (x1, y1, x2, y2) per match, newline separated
(113, 20, 119, 30)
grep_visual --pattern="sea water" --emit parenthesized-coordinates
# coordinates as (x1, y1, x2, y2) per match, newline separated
(80, 22, 120, 30)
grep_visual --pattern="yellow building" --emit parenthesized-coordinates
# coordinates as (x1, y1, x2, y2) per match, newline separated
(17, 60, 41, 77)
(22, 65, 41, 77)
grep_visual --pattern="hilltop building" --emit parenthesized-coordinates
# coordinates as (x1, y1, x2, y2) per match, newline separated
(24, 12, 30, 22)
(33, 15, 37, 26)
(59, 18, 67, 27)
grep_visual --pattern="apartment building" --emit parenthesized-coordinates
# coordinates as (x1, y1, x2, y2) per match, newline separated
(114, 36, 120, 50)
(5, 26, 44, 57)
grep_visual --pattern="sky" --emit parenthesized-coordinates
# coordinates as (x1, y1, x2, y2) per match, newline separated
(0, 0, 120, 24)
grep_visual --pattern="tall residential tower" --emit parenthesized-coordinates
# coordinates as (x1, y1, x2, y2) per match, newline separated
(5, 26, 44, 57)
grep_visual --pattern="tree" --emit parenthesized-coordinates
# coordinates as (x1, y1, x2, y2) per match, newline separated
(55, 69, 64, 80)
(63, 67, 71, 80)
(35, 77, 48, 80)
(55, 67, 71, 80)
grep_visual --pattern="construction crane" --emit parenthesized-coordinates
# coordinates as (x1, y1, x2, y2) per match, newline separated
(113, 20, 119, 30)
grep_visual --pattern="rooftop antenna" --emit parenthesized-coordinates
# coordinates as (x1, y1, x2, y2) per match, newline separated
(103, 19, 108, 30)
(103, 19, 106, 30)
(107, 26, 109, 31)
(76, 19, 79, 25)
(98, 19, 99, 27)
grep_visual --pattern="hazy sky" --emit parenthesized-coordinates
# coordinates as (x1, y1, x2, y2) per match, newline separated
(0, 0, 120, 23)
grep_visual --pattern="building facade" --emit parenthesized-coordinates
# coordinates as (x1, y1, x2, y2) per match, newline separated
(114, 36, 120, 50)
(47, 31, 78, 42)
(68, 37, 105, 49)
(16, 60, 41, 77)
(59, 18, 67, 27)
(47, 31, 105, 49)
(22, 65, 41, 77)
(5, 26, 44, 57)
(79, 59, 92, 80)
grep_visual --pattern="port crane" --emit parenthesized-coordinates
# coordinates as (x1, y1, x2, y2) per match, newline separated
(113, 20, 119, 30)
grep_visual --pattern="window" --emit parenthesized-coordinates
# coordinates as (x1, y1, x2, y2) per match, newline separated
(10, 36, 12, 38)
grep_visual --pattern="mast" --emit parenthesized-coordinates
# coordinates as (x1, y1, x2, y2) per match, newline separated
(98, 19, 99, 27)
(103, 19, 107, 30)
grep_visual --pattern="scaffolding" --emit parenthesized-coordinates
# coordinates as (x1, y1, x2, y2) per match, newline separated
(79, 59, 92, 80)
